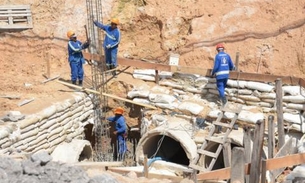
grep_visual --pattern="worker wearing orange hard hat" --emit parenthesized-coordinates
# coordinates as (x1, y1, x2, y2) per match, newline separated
(67, 30, 90, 86)
(93, 18, 121, 76)
(211, 43, 235, 106)
(106, 107, 127, 161)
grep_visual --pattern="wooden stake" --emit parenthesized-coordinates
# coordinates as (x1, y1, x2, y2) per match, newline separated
(143, 155, 148, 178)
(56, 79, 157, 110)
(276, 78, 285, 148)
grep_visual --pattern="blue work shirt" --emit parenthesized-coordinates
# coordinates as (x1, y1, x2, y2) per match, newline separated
(107, 115, 126, 135)
(212, 51, 234, 80)
(68, 40, 88, 63)
(93, 21, 121, 49)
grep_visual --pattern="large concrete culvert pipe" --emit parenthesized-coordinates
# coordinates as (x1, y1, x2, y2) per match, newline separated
(136, 123, 198, 166)
(136, 121, 242, 170)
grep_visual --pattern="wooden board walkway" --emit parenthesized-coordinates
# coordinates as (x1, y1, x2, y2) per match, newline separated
(0, 5, 33, 30)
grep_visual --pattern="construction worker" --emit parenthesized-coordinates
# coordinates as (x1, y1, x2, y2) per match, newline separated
(67, 30, 90, 86)
(211, 43, 235, 106)
(107, 107, 127, 161)
(93, 18, 121, 74)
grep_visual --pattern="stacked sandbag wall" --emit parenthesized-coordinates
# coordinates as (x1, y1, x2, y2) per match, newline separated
(0, 93, 94, 155)
(132, 70, 305, 133)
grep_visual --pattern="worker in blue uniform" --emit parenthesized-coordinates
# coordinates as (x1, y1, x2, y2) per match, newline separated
(211, 43, 235, 106)
(107, 107, 127, 161)
(67, 30, 90, 86)
(93, 18, 121, 74)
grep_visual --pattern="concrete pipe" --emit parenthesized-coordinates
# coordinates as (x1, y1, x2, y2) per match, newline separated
(136, 124, 197, 166)
(51, 139, 92, 163)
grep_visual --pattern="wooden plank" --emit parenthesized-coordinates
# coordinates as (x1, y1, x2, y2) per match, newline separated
(276, 79, 285, 149)
(269, 137, 293, 180)
(197, 152, 305, 181)
(0, 24, 33, 29)
(0, 14, 31, 17)
(268, 115, 275, 159)
(56, 79, 157, 110)
(0, 10, 31, 13)
(261, 159, 267, 183)
(0, 5, 30, 9)
(249, 119, 265, 183)
(231, 147, 245, 183)
(243, 127, 251, 183)
(107, 167, 183, 181)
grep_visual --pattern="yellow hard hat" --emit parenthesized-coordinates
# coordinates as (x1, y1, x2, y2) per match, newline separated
(111, 18, 119, 25)
(114, 107, 124, 115)
(67, 30, 76, 38)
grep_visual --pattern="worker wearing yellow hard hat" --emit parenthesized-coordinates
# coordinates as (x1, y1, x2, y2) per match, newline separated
(93, 18, 121, 76)
(66, 30, 90, 86)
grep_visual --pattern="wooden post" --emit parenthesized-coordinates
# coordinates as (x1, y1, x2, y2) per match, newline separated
(268, 115, 275, 159)
(143, 155, 148, 178)
(249, 120, 265, 183)
(223, 141, 231, 168)
(235, 51, 240, 71)
(261, 159, 267, 183)
(276, 78, 285, 148)
(230, 147, 245, 183)
(155, 70, 159, 85)
(243, 127, 251, 183)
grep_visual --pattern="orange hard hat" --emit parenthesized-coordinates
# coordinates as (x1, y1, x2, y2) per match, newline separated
(111, 18, 119, 25)
(114, 107, 124, 115)
(67, 30, 76, 38)
(216, 43, 224, 50)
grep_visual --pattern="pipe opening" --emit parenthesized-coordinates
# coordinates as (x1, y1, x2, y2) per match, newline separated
(142, 135, 189, 165)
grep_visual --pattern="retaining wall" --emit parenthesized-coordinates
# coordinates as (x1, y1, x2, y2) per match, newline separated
(0, 92, 94, 155)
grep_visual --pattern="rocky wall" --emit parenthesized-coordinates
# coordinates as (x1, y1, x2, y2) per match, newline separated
(0, 93, 94, 155)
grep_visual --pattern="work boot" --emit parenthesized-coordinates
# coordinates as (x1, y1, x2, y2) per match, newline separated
(78, 80, 83, 87)
(221, 97, 227, 106)
(72, 81, 77, 85)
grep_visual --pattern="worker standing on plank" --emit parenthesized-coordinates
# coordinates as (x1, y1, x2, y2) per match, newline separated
(211, 43, 235, 106)
(107, 107, 127, 161)
(67, 30, 90, 86)
(93, 18, 121, 75)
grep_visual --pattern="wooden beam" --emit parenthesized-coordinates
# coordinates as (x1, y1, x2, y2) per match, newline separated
(107, 167, 183, 181)
(197, 152, 305, 181)
(82, 52, 305, 87)
(56, 80, 157, 110)
(249, 120, 265, 183)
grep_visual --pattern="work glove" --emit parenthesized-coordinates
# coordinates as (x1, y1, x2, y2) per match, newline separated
(106, 44, 111, 49)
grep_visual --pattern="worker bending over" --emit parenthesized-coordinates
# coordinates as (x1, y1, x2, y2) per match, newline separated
(107, 107, 127, 161)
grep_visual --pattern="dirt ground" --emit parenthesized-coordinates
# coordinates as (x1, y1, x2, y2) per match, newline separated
(1, 0, 305, 117)
(0, 1, 305, 182)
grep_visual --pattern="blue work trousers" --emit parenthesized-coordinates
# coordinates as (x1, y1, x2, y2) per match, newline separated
(216, 78, 228, 100)
(117, 134, 127, 160)
(104, 47, 118, 67)
(69, 61, 84, 82)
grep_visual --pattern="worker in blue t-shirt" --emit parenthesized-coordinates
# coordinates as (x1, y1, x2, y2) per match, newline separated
(107, 107, 127, 161)
(67, 30, 90, 86)
(211, 43, 235, 106)
(93, 18, 121, 75)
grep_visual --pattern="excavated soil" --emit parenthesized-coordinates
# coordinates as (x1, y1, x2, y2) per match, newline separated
(0, 0, 305, 182)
